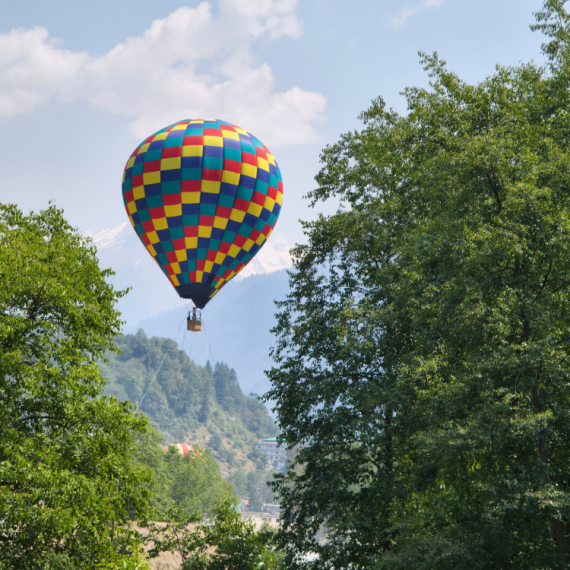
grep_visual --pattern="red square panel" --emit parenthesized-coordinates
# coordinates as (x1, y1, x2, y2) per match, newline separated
(233, 198, 249, 212)
(216, 206, 231, 219)
(199, 215, 214, 227)
(162, 146, 182, 158)
(242, 152, 257, 166)
(202, 168, 222, 182)
(163, 193, 182, 206)
(144, 160, 161, 173)
(224, 159, 241, 173)
(183, 136, 204, 146)
(149, 207, 166, 219)
(173, 238, 185, 250)
(181, 180, 201, 192)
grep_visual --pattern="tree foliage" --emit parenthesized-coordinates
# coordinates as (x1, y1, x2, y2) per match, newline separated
(0, 204, 151, 569)
(131, 426, 235, 520)
(268, 4, 570, 568)
(228, 469, 278, 510)
(149, 500, 283, 570)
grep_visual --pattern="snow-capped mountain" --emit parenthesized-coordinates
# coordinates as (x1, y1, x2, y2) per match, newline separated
(85, 222, 130, 250)
(85, 222, 295, 395)
(85, 222, 293, 328)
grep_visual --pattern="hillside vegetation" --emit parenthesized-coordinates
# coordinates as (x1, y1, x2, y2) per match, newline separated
(101, 331, 277, 472)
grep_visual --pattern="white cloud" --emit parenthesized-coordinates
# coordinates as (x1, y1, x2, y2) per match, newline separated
(391, 8, 418, 27)
(0, 27, 88, 119)
(424, 0, 444, 7)
(0, 0, 325, 147)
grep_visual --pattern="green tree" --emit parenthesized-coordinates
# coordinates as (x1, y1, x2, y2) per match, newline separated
(268, 3, 570, 568)
(0, 204, 151, 569)
(164, 446, 234, 518)
(229, 469, 278, 509)
(149, 500, 283, 570)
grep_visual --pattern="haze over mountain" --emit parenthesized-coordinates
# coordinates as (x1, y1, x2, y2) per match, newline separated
(89, 223, 293, 395)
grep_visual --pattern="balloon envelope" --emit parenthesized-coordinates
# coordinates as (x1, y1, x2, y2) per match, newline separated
(122, 119, 283, 309)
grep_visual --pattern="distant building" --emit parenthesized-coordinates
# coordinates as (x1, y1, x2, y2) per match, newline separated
(256, 437, 287, 471)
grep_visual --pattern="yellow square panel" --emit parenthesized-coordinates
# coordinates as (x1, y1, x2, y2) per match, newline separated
(143, 171, 161, 185)
(229, 209, 246, 223)
(171, 123, 188, 131)
(133, 185, 145, 200)
(185, 237, 198, 249)
(221, 170, 240, 185)
(267, 154, 276, 166)
(215, 252, 226, 265)
(165, 204, 182, 217)
(255, 233, 266, 246)
(170, 274, 180, 286)
(161, 157, 181, 170)
(127, 156, 136, 168)
(198, 226, 212, 238)
(153, 132, 168, 141)
(139, 143, 150, 153)
(171, 262, 181, 274)
(244, 238, 255, 251)
(196, 270, 204, 282)
(182, 191, 200, 204)
(276, 191, 283, 206)
(182, 145, 203, 157)
(127, 201, 137, 214)
(205, 260, 214, 273)
(221, 130, 239, 140)
(241, 163, 257, 178)
(201, 180, 220, 194)
(128, 215, 135, 227)
(203, 135, 223, 147)
(234, 127, 248, 135)
(176, 249, 188, 262)
(228, 244, 241, 258)
(147, 231, 159, 244)
(247, 202, 262, 217)
(189, 119, 204, 125)
(153, 217, 168, 230)
(257, 157, 269, 172)
(147, 244, 157, 256)
(213, 216, 228, 230)
(263, 197, 276, 212)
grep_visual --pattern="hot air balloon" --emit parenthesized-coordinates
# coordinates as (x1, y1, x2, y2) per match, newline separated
(121, 119, 283, 330)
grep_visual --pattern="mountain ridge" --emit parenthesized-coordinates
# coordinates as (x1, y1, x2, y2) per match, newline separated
(101, 331, 278, 474)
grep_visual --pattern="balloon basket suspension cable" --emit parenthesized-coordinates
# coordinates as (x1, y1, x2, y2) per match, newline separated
(187, 305, 202, 332)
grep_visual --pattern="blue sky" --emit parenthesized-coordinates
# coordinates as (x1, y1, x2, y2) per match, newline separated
(0, 0, 546, 247)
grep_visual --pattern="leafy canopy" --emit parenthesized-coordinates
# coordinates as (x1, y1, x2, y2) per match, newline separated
(0, 204, 151, 569)
(268, 3, 570, 568)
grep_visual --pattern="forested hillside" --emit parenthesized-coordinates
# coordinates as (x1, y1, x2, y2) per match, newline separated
(100, 331, 277, 472)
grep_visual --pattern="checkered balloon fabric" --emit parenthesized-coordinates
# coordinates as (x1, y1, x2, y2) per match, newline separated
(122, 119, 283, 309)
